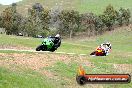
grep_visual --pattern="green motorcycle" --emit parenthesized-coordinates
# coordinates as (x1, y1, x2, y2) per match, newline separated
(36, 37, 61, 52)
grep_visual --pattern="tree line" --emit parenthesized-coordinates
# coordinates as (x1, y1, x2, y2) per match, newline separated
(0, 3, 131, 38)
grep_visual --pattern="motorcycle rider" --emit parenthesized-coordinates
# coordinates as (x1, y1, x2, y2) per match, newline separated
(100, 42, 112, 55)
(48, 34, 61, 49)
(105, 42, 111, 55)
(95, 42, 111, 55)
(105, 42, 111, 49)
(54, 34, 61, 47)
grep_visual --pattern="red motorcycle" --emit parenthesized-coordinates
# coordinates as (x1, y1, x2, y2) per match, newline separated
(90, 42, 112, 56)
(90, 47, 106, 56)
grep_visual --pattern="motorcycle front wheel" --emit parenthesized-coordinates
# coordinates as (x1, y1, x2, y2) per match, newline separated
(90, 51, 96, 55)
(36, 45, 43, 51)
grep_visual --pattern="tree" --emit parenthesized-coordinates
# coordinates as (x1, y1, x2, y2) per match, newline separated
(94, 15, 104, 35)
(26, 3, 50, 37)
(80, 13, 95, 36)
(0, 15, 2, 27)
(117, 8, 131, 26)
(101, 4, 118, 31)
(1, 3, 22, 35)
(49, 5, 62, 30)
(58, 10, 80, 38)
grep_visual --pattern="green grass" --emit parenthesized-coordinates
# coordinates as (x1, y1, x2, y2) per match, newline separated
(44, 61, 132, 88)
(0, 34, 41, 48)
(0, 34, 93, 54)
(0, 28, 132, 56)
(0, 67, 55, 88)
(0, 0, 132, 87)
(78, 0, 132, 14)
(0, 29, 132, 87)
(43, 61, 81, 87)
(44, 61, 78, 78)
(89, 55, 132, 64)
(0, 29, 131, 63)
(57, 42, 93, 54)
(0, 0, 132, 15)
(96, 30, 132, 52)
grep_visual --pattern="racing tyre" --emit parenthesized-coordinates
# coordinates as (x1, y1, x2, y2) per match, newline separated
(90, 51, 96, 55)
(36, 45, 43, 51)
(50, 47, 56, 52)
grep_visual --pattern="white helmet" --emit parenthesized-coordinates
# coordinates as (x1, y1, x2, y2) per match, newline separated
(55, 34, 60, 38)
(106, 42, 110, 44)
(100, 44, 103, 47)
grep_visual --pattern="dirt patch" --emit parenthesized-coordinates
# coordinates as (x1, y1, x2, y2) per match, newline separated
(0, 53, 96, 88)
(113, 64, 132, 74)
(0, 53, 93, 82)
(0, 53, 59, 70)
(0, 53, 93, 70)
(0, 44, 32, 50)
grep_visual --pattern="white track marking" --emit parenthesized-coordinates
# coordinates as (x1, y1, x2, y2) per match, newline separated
(55, 52, 66, 54)
(66, 53, 76, 55)
(80, 54, 87, 56)
(0, 49, 88, 56)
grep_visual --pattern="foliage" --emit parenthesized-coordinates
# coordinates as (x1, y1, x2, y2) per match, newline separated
(94, 15, 104, 34)
(117, 8, 131, 26)
(58, 10, 80, 38)
(24, 3, 51, 37)
(1, 3, 22, 35)
(0, 15, 2, 27)
(0, 3, 131, 37)
(101, 4, 118, 31)
(80, 13, 95, 36)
